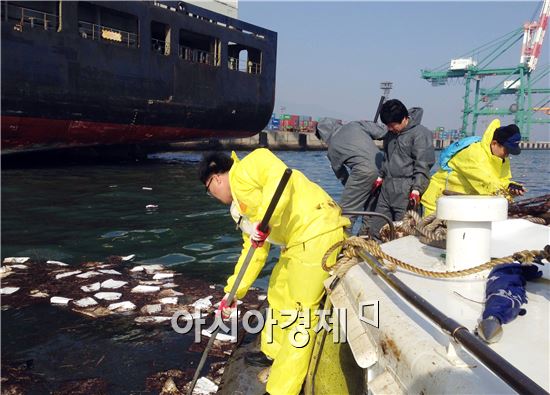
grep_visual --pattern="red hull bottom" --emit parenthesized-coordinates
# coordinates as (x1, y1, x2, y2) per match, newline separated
(1, 116, 256, 153)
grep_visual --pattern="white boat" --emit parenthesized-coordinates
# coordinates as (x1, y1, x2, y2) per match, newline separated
(305, 196, 549, 394)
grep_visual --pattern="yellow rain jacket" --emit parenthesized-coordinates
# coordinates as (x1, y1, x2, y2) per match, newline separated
(224, 148, 350, 300)
(421, 119, 512, 216)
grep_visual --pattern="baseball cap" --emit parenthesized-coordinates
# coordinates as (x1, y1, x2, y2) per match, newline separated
(493, 124, 521, 155)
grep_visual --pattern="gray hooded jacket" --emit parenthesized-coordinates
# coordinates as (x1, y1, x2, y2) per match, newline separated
(316, 118, 386, 185)
(379, 107, 435, 195)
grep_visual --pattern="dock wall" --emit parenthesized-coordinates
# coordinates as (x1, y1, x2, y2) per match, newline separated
(169, 131, 550, 151)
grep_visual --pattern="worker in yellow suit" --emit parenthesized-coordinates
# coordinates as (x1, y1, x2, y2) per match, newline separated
(421, 120, 524, 216)
(198, 148, 350, 395)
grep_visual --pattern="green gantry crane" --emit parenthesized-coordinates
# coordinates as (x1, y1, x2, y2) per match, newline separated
(421, 0, 550, 140)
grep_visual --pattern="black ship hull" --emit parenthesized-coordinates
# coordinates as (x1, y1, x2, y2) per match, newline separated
(1, 1, 277, 153)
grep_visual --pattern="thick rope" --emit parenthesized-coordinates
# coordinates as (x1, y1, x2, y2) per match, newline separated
(522, 216, 547, 225)
(322, 237, 550, 279)
(400, 211, 447, 242)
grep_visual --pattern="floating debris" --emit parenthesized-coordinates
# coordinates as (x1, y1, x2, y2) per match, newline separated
(47, 260, 69, 266)
(81, 282, 101, 293)
(139, 280, 163, 286)
(135, 316, 172, 324)
(159, 289, 184, 297)
(74, 297, 98, 308)
(50, 296, 72, 305)
(191, 296, 213, 310)
(3, 257, 30, 264)
(98, 269, 121, 275)
(108, 301, 136, 312)
(144, 264, 164, 274)
(141, 304, 162, 315)
(182, 311, 204, 320)
(94, 292, 122, 301)
(101, 279, 127, 289)
(131, 285, 160, 293)
(76, 271, 101, 279)
(193, 377, 219, 395)
(160, 376, 180, 395)
(160, 297, 178, 305)
(122, 254, 136, 261)
(1, 287, 20, 295)
(9, 264, 28, 270)
(74, 306, 112, 318)
(153, 272, 174, 280)
(146, 204, 159, 209)
(29, 289, 49, 298)
(55, 270, 82, 279)
(142, 187, 153, 191)
(0, 266, 13, 279)
(0, 255, 264, 394)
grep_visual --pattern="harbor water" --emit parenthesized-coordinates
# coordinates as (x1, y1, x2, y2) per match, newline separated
(1, 149, 549, 392)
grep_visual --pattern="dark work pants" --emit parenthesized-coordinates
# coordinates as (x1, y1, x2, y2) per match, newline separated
(339, 165, 378, 235)
(370, 184, 410, 237)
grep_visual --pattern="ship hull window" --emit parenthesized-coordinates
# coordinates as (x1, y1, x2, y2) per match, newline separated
(179, 29, 220, 66)
(228, 42, 262, 75)
(3, 1, 59, 32)
(151, 21, 170, 56)
(77, 2, 138, 48)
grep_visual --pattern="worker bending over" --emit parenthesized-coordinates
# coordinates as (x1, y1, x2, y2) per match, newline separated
(198, 148, 349, 395)
(421, 120, 524, 216)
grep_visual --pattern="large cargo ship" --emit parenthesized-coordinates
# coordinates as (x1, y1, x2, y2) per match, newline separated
(1, 1, 277, 153)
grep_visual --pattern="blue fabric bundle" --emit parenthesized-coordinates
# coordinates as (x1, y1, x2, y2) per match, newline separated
(482, 263, 542, 324)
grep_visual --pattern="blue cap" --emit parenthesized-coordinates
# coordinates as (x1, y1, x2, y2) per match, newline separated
(494, 124, 521, 155)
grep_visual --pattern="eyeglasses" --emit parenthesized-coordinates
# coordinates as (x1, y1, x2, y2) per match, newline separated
(205, 176, 214, 197)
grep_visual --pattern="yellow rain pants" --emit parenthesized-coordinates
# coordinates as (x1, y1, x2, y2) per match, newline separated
(261, 227, 344, 395)
(421, 119, 512, 216)
(224, 149, 350, 394)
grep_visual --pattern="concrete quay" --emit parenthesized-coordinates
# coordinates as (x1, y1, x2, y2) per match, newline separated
(169, 131, 550, 151)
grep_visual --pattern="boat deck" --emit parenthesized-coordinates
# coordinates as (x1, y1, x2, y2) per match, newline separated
(379, 219, 549, 391)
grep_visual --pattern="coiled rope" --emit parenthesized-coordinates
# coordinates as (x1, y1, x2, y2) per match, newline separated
(400, 211, 447, 242)
(321, 237, 550, 279)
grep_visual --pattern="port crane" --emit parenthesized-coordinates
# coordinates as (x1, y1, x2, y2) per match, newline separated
(421, 0, 549, 140)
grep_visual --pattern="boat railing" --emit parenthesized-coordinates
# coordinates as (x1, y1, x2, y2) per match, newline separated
(151, 38, 167, 54)
(228, 57, 262, 75)
(179, 46, 217, 66)
(4, 4, 58, 32)
(78, 21, 138, 48)
(152, 1, 269, 41)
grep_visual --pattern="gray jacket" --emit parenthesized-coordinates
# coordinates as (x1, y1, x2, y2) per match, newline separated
(379, 107, 435, 193)
(316, 118, 386, 185)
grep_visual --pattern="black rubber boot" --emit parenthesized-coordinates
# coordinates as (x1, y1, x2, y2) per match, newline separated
(245, 351, 273, 367)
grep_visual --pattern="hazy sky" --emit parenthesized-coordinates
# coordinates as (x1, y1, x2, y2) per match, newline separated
(239, 1, 550, 140)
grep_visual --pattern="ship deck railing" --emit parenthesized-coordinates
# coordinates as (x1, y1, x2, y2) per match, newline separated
(151, 38, 168, 55)
(228, 57, 262, 74)
(179, 45, 217, 66)
(3, 3, 58, 32)
(78, 21, 138, 48)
